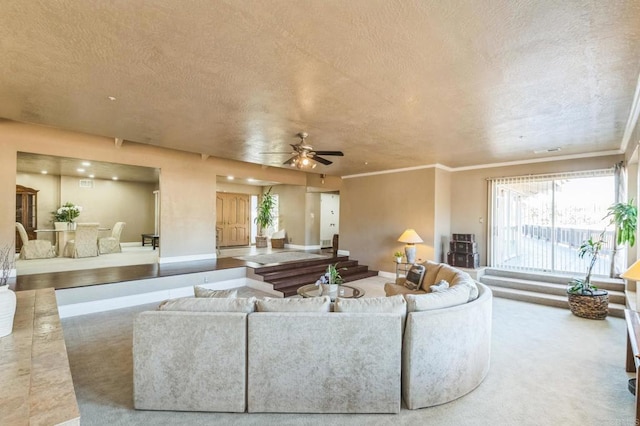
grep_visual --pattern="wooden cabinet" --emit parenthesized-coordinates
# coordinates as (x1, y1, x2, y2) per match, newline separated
(16, 185, 38, 251)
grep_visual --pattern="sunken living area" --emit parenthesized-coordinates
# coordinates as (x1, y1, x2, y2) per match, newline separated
(2, 1, 640, 425)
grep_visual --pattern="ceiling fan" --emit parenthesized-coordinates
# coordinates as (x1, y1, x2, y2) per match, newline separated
(262, 133, 344, 168)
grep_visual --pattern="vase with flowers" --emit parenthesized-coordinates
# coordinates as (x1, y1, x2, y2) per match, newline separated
(315, 263, 346, 300)
(0, 243, 16, 337)
(52, 202, 83, 230)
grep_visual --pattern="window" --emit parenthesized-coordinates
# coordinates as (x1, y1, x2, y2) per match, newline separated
(489, 169, 614, 275)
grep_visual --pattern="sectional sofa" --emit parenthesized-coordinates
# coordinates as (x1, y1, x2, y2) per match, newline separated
(132, 263, 492, 413)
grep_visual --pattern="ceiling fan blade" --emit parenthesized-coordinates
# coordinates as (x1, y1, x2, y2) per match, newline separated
(313, 150, 344, 156)
(260, 151, 293, 154)
(312, 156, 333, 166)
(283, 156, 297, 165)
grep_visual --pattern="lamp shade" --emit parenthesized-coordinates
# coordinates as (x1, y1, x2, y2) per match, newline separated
(398, 229, 423, 244)
(621, 259, 640, 281)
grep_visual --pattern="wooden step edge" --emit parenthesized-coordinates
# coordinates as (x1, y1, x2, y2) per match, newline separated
(260, 261, 361, 279)
(253, 256, 350, 273)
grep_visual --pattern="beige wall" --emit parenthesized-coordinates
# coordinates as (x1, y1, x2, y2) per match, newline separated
(341, 168, 436, 273)
(434, 168, 452, 263)
(16, 172, 60, 242)
(450, 155, 624, 266)
(270, 185, 307, 246)
(305, 192, 321, 246)
(0, 120, 324, 261)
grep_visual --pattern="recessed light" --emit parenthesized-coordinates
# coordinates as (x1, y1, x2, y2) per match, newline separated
(77, 168, 85, 172)
(89, 174, 95, 178)
(82, 161, 91, 166)
(112, 176, 118, 180)
(41, 170, 47, 174)
(108, 96, 116, 101)
(227, 176, 234, 180)
(247, 178, 255, 182)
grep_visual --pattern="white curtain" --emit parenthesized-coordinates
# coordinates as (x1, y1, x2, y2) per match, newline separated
(612, 161, 627, 277)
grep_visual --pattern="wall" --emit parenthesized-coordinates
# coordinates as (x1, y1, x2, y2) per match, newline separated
(320, 193, 340, 246)
(341, 168, 436, 273)
(16, 173, 60, 242)
(434, 168, 452, 263)
(0, 120, 325, 263)
(305, 192, 321, 247)
(270, 185, 307, 246)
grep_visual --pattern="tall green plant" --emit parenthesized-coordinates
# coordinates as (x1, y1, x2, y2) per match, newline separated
(255, 187, 276, 236)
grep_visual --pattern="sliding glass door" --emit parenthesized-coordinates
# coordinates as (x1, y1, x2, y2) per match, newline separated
(489, 170, 614, 276)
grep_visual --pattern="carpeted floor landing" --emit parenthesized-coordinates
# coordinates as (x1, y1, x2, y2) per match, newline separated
(61, 278, 636, 425)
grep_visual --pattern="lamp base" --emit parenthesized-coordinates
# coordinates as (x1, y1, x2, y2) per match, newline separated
(405, 245, 417, 264)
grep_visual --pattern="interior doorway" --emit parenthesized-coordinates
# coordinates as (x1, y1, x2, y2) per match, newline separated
(216, 192, 250, 247)
(320, 193, 340, 248)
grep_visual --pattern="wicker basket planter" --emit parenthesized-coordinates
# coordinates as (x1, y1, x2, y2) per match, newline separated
(255, 236, 268, 248)
(567, 290, 609, 320)
(271, 238, 285, 249)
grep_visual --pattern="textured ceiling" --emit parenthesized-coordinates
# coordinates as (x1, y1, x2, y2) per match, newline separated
(1, 0, 639, 176)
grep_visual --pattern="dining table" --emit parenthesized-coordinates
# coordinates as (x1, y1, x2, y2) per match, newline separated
(35, 226, 111, 257)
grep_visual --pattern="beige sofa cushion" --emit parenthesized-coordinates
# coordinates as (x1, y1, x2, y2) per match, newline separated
(193, 286, 238, 298)
(256, 296, 331, 312)
(405, 285, 471, 312)
(420, 261, 443, 291)
(434, 264, 479, 301)
(159, 297, 257, 313)
(384, 282, 425, 297)
(335, 295, 407, 329)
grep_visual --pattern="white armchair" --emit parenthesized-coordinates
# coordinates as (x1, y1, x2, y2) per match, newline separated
(15, 222, 56, 259)
(99, 222, 126, 254)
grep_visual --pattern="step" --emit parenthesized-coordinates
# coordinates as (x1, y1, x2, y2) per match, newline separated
(488, 286, 625, 318)
(481, 275, 626, 305)
(253, 256, 349, 274)
(483, 268, 625, 292)
(269, 265, 372, 289)
(259, 260, 359, 281)
(278, 270, 379, 298)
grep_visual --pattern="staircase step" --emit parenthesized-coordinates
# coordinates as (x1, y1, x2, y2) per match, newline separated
(253, 255, 348, 274)
(260, 260, 359, 281)
(483, 268, 625, 292)
(278, 271, 379, 298)
(488, 286, 625, 318)
(481, 275, 626, 304)
(269, 265, 373, 289)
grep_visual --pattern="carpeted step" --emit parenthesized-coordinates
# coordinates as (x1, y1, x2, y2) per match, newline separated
(483, 268, 625, 292)
(488, 286, 625, 318)
(482, 275, 626, 305)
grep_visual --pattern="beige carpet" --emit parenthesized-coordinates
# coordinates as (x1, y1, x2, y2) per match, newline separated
(234, 251, 330, 264)
(61, 278, 635, 425)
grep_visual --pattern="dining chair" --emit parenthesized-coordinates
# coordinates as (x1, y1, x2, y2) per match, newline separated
(99, 222, 126, 254)
(15, 222, 57, 259)
(63, 223, 100, 258)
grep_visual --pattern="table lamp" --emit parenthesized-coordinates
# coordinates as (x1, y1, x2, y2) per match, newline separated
(398, 229, 423, 264)
(621, 259, 640, 282)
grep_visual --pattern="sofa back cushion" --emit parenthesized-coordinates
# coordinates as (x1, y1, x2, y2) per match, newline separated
(193, 286, 238, 298)
(256, 296, 331, 312)
(335, 294, 407, 328)
(405, 285, 471, 312)
(434, 264, 479, 301)
(420, 261, 443, 291)
(159, 297, 257, 313)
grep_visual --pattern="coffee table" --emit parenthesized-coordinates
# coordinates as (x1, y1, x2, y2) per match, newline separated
(297, 284, 365, 299)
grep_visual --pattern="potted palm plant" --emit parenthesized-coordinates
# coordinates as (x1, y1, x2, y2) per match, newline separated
(568, 200, 637, 319)
(255, 187, 276, 248)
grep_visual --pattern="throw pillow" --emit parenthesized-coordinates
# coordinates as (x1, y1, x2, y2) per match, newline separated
(158, 297, 257, 313)
(405, 285, 471, 312)
(193, 286, 238, 298)
(430, 280, 449, 292)
(403, 264, 426, 290)
(256, 296, 331, 312)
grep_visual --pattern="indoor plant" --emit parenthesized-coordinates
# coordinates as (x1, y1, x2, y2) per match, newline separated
(393, 251, 404, 263)
(254, 187, 275, 248)
(568, 200, 637, 319)
(0, 243, 16, 337)
(316, 263, 346, 300)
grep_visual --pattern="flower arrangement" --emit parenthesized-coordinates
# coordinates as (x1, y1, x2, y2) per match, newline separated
(52, 202, 83, 223)
(316, 263, 345, 286)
